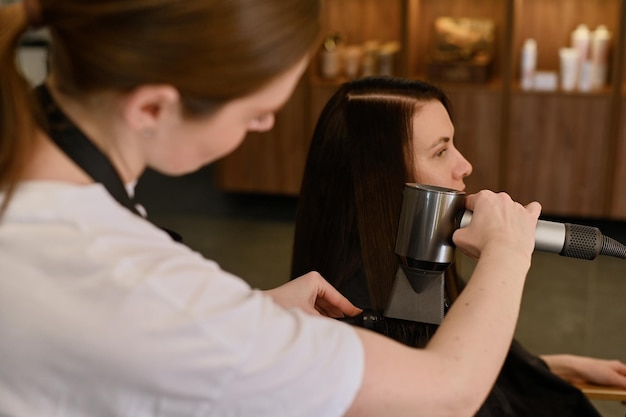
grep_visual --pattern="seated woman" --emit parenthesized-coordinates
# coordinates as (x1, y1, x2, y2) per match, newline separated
(291, 76, 626, 416)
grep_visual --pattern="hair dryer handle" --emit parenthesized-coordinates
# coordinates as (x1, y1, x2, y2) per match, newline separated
(459, 210, 565, 253)
(459, 210, 626, 260)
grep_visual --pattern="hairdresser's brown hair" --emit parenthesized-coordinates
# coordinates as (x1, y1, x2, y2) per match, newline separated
(0, 0, 320, 213)
(291, 77, 458, 314)
(0, 4, 38, 214)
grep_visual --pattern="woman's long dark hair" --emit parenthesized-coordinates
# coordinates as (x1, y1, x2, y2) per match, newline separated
(291, 76, 461, 347)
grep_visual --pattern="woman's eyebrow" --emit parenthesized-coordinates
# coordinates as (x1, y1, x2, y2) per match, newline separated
(428, 136, 450, 150)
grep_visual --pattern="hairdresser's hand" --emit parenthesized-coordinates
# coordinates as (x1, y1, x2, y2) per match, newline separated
(542, 354, 626, 390)
(453, 190, 541, 260)
(264, 272, 362, 318)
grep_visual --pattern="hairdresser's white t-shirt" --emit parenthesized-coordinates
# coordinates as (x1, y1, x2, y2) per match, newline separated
(0, 182, 364, 417)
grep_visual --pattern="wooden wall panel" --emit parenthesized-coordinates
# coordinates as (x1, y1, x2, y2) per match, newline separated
(213, 79, 310, 195)
(446, 88, 503, 194)
(609, 98, 626, 219)
(321, 0, 403, 45)
(506, 93, 612, 217)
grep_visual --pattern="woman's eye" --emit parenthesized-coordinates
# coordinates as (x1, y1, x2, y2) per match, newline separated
(435, 148, 447, 158)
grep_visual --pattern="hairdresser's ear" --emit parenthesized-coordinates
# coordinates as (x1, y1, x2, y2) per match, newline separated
(121, 85, 181, 134)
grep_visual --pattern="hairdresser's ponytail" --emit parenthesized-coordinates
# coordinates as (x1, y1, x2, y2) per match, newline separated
(0, 3, 39, 215)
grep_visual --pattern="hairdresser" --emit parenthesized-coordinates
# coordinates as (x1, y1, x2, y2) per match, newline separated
(0, 1, 540, 416)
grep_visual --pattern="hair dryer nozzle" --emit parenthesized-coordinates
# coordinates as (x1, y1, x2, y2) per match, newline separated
(562, 223, 626, 260)
(385, 183, 464, 324)
(395, 183, 466, 270)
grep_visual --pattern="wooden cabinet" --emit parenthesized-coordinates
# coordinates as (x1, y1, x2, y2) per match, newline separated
(610, 5, 626, 218)
(611, 100, 626, 216)
(506, 0, 623, 218)
(215, 0, 626, 220)
(506, 93, 613, 217)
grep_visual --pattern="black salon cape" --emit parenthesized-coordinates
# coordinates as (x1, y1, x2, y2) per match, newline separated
(477, 339, 600, 417)
(337, 274, 601, 417)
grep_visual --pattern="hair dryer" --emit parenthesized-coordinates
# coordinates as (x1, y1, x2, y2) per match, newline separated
(397, 183, 626, 265)
(385, 183, 626, 325)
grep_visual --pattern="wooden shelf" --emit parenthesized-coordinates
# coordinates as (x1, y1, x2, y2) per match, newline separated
(512, 86, 613, 97)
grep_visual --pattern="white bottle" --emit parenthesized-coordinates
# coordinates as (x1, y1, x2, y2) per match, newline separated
(520, 38, 537, 90)
(319, 35, 342, 79)
(578, 61, 593, 92)
(590, 25, 611, 89)
(571, 24, 590, 63)
(559, 47, 579, 91)
(571, 24, 590, 90)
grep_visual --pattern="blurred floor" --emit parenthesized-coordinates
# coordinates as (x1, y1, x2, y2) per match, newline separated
(136, 167, 626, 417)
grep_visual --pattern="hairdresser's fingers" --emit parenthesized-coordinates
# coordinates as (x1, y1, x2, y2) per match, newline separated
(264, 272, 361, 318)
(524, 200, 542, 218)
(314, 293, 361, 318)
(454, 190, 541, 259)
(464, 191, 541, 219)
(462, 189, 512, 212)
(311, 275, 363, 318)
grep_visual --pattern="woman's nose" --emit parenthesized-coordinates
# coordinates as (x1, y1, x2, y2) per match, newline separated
(248, 114, 275, 132)
(456, 152, 473, 179)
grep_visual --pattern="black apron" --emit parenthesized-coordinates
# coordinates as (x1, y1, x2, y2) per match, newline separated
(35, 84, 182, 242)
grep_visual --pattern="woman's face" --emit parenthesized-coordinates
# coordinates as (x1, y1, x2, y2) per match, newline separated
(410, 100, 472, 191)
(149, 55, 309, 175)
